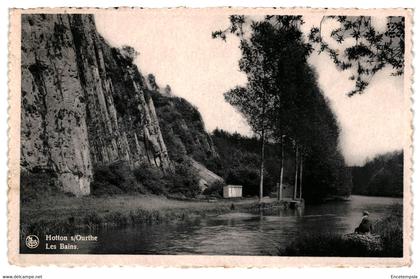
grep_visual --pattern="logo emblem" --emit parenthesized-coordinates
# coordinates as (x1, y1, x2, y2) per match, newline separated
(25, 235, 39, 249)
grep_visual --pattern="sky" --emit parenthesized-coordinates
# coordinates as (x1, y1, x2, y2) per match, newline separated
(95, 12, 405, 166)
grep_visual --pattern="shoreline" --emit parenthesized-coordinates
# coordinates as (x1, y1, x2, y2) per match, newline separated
(20, 194, 282, 240)
(19, 194, 402, 257)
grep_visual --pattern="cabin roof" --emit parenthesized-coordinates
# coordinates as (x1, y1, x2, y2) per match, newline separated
(225, 185, 243, 188)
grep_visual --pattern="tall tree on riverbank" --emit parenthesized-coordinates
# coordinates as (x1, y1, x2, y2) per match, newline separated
(213, 16, 309, 201)
(213, 15, 352, 202)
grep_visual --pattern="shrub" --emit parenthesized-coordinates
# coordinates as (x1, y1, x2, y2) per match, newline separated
(373, 203, 403, 257)
(203, 180, 225, 197)
(120, 45, 139, 62)
(91, 161, 145, 196)
(133, 163, 167, 195)
(226, 166, 273, 196)
(20, 169, 72, 203)
(280, 233, 383, 257)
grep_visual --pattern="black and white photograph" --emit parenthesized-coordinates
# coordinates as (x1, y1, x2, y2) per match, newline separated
(6, 7, 413, 267)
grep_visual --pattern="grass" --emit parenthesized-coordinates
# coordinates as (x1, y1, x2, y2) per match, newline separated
(20, 194, 267, 242)
(279, 203, 403, 257)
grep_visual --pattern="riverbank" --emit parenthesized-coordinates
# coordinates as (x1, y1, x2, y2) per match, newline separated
(20, 194, 279, 239)
(278, 203, 403, 257)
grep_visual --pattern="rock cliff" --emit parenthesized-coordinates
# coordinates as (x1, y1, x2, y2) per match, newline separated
(145, 78, 222, 189)
(147, 87, 218, 163)
(21, 14, 172, 196)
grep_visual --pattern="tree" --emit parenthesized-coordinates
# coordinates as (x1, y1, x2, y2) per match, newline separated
(309, 16, 405, 96)
(120, 45, 139, 62)
(213, 15, 352, 202)
(164, 85, 172, 96)
(213, 16, 310, 201)
(214, 16, 292, 202)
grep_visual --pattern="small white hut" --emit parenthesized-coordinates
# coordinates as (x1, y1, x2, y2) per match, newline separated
(223, 185, 243, 198)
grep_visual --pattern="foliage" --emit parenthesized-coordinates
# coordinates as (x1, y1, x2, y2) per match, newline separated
(119, 45, 139, 62)
(373, 203, 403, 256)
(280, 233, 381, 257)
(168, 161, 201, 198)
(91, 161, 145, 196)
(216, 16, 313, 138)
(147, 74, 159, 90)
(214, 16, 315, 200)
(133, 163, 167, 195)
(202, 180, 226, 197)
(213, 16, 352, 202)
(133, 160, 201, 198)
(148, 86, 219, 166)
(164, 85, 172, 96)
(90, 158, 200, 198)
(20, 169, 71, 203)
(351, 151, 403, 197)
(309, 16, 405, 96)
(210, 129, 287, 197)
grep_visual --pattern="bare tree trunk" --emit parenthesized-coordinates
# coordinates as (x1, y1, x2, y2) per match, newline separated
(299, 151, 303, 200)
(294, 143, 299, 200)
(278, 135, 284, 201)
(259, 128, 265, 203)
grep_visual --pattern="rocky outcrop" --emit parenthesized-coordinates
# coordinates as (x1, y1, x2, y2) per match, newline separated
(21, 14, 172, 196)
(148, 86, 218, 164)
(190, 159, 223, 191)
(144, 78, 222, 190)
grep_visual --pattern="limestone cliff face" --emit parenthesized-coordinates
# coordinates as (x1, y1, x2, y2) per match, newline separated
(21, 14, 172, 196)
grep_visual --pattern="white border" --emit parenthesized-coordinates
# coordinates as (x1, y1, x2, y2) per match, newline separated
(1, 0, 419, 278)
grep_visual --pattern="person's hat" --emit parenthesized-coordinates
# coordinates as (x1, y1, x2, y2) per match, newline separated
(363, 211, 369, 216)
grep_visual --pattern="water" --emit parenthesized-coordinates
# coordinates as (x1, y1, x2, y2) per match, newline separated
(37, 195, 403, 255)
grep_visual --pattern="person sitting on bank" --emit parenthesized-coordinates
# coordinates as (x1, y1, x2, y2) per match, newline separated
(354, 211, 373, 234)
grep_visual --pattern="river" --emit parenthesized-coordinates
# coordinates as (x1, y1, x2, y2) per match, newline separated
(61, 195, 399, 255)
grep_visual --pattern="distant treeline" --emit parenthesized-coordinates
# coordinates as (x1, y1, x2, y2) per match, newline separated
(208, 129, 287, 197)
(351, 151, 403, 197)
(207, 129, 351, 203)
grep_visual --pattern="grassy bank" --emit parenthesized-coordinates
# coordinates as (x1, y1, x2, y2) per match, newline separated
(279, 203, 403, 257)
(20, 194, 271, 241)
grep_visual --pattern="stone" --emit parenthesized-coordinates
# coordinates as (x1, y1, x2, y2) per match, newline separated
(21, 14, 172, 196)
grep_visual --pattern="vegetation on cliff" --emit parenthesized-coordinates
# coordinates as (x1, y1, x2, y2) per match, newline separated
(20, 14, 172, 196)
(213, 16, 351, 203)
(147, 87, 218, 166)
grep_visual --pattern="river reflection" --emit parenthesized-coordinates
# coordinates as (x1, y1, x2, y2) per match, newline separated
(75, 195, 401, 255)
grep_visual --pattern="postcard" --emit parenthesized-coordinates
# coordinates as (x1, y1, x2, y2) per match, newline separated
(8, 7, 413, 267)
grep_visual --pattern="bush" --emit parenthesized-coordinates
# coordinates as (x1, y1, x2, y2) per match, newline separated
(133, 160, 201, 198)
(120, 45, 139, 62)
(91, 161, 145, 196)
(203, 180, 226, 197)
(280, 233, 383, 257)
(373, 203, 403, 257)
(133, 163, 167, 195)
(168, 161, 201, 198)
(20, 169, 69, 203)
(225, 166, 273, 197)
